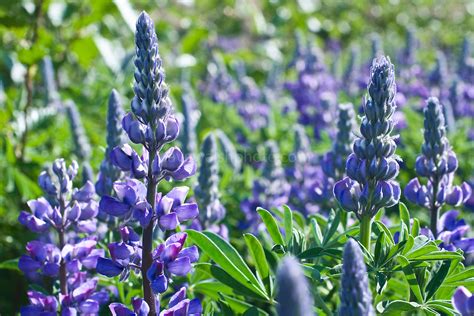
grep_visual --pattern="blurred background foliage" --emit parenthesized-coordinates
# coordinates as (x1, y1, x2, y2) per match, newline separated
(0, 0, 473, 313)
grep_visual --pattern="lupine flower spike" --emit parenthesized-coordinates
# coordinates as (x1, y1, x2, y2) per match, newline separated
(334, 56, 400, 250)
(404, 97, 471, 236)
(339, 239, 375, 316)
(195, 132, 227, 236)
(96, 11, 198, 315)
(96, 89, 126, 198)
(276, 256, 314, 316)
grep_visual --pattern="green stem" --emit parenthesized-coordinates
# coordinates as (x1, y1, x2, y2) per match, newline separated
(360, 215, 372, 251)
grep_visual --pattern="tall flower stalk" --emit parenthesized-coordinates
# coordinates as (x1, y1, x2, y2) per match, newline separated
(97, 12, 198, 314)
(404, 97, 471, 236)
(96, 89, 126, 197)
(195, 132, 226, 229)
(334, 56, 400, 250)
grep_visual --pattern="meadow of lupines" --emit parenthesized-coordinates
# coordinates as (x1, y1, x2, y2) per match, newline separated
(1, 2, 474, 316)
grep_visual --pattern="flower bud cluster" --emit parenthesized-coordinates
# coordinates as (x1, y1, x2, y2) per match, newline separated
(334, 57, 401, 218)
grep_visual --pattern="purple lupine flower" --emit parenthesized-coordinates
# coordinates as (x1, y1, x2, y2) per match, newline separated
(315, 103, 357, 211)
(99, 179, 151, 226)
(404, 97, 471, 236)
(276, 256, 314, 316)
(100, 11, 199, 314)
(241, 141, 290, 231)
(96, 226, 141, 280)
(334, 57, 400, 220)
(96, 89, 126, 198)
(146, 233, 199, 294)
(109, 297, 150, 316)
(234, 76, 270, 131)
(156, 187, 199, 231)
(339, 239, 375, 316)
(285, 39, 338, 139)
(437, 210, 474, 257)
(20, 290, 58, 315)
(59, 278, 102, 315)
(19, 241, 61, 278)
(452, 287, 474, 316)
(286, 125, 322, 215)
(194, 133, 226, 227)
(200, 53, 238, 105)
(160, 287, 202, 316)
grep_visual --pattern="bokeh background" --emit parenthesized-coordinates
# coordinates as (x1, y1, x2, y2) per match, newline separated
(0, 0, 473, 313)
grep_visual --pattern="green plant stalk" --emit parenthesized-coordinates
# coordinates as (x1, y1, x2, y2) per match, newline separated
(429, 175, 440, 237)
(360, 215, 372, 250)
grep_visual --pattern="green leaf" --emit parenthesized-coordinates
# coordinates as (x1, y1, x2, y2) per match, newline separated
(219, 294, 269, 315)
(282, 205, 293, 245)
(0, 258, 19, 271)
(297, 247, 342, 260)
(310, 218, 323, 246)
(399, 255, 424, 303)
(210, 265, 266, 299)
(411, 251, 464, 262)
(244, 233, 272, 296)
(399, 202, 411, 231)
(202, 231, 266, 294)
(374, 231, 386, 266)
(187, 230, 268, 299)
(323, 209, 340, 245)
(444, 266, 474, 284)
(411, 218, 420, 237)
(380, 300, 422, 315)
(374, 221, 394, 245)
(425, 260, 451, 301)
(257, 208, 285, 246)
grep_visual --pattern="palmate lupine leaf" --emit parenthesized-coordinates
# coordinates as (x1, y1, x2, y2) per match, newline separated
(244, 233, 272, 296)
(257, 207, 285, 247)
(186, 230, 269, 300)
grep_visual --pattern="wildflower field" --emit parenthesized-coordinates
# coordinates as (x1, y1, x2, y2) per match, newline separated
(1, 0, 474, 315)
